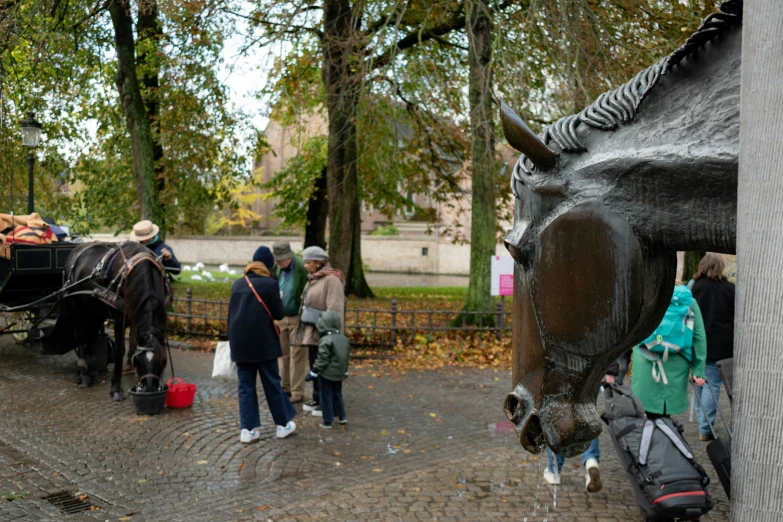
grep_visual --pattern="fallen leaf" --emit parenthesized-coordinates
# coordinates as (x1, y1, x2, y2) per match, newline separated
(373, 468, 383, 472)
(197, 460, 208, 465)
(367, 385, 374, 389)
(429, 413, 437, 418)
(138, 479, 147, 485)
(403, 449, 412, 454)
(256, 504, 270, 511)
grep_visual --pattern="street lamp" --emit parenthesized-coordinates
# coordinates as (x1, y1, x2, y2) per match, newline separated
(20, 111, 42, 215)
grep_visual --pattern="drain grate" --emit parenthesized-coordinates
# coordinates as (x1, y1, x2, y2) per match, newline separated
(43, 491, 93, 514)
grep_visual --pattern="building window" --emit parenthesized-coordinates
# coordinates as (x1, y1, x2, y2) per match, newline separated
(422, 247, 429, 256)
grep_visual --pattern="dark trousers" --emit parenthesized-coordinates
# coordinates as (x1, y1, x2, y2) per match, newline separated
(237, 360, 297, 430)
(308, 345, 320, 405)
(616, 350, 631, 386)
(318, 377, 346, 425)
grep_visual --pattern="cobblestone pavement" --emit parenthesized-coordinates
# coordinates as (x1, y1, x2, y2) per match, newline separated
(0, 338, 731, 521)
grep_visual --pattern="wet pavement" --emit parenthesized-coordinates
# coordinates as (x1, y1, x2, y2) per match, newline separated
(0, 338, 731, 521)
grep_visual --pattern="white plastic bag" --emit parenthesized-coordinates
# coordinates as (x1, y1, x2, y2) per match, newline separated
(212, 341, 236, 380)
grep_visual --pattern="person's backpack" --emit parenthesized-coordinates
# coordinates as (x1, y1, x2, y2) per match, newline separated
(638, 285, 695, 384)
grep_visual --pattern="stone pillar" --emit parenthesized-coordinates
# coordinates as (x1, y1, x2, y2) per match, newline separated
(732, 1, 783, 520)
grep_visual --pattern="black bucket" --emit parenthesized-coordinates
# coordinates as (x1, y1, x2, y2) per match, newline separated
(129, 385, 168, 415)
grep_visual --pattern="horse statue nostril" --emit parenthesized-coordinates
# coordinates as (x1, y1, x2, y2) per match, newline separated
(504, 392, 523, 422)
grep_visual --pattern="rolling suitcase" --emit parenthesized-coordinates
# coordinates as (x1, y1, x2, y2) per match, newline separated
(692, 380, 732, 498)
(602, 384, 713, 521)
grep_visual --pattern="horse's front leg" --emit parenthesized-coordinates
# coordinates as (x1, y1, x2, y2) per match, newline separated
(124, 325, 136, 372)
(110, 318, 126, 401)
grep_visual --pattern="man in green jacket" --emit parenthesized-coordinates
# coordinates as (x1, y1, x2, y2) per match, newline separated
(273, 241, 308, 403)
(305, 311, 349, 428)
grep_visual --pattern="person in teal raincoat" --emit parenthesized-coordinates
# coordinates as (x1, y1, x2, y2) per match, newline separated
(632, 283, 707, 416)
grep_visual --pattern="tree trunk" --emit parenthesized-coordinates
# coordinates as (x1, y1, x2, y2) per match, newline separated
(682, 251, 705, 282)
(732, 2, 783, 520)
(304, 166, 328, 249)
(321, 0, 373, 297)
(137, 0, 166, 237)
(460, 0, 496, 323)
(108, 0, 163, 229)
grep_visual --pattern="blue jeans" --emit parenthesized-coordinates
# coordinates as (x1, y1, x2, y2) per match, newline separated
(318, 377, 346, 425)
(547, 390, 600, 473)
(696, 362, 722, 436)
(237, 360, 297, 430)
(547, 438, 599, 474)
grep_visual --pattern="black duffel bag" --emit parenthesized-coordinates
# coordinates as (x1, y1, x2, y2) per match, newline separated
(602, 384, 714, 521)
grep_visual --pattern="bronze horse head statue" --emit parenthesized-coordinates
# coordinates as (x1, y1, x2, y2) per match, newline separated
(501, 0, 742, 456)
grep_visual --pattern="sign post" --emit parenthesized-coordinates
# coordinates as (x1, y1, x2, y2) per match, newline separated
(491, 256, 514, 336)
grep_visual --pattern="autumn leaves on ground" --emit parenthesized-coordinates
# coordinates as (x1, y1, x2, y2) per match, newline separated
(171, 282, 513, 373)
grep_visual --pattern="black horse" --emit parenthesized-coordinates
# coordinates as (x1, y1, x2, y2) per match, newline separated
(62, 242, 169, 400)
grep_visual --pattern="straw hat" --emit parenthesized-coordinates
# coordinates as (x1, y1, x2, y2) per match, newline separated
(130, 220, 159, 242)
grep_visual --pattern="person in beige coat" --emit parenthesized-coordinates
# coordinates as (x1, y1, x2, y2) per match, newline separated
(297, 246, 345, 417)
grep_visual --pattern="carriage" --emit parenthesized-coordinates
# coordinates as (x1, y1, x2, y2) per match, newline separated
(0, 241, 82, 354)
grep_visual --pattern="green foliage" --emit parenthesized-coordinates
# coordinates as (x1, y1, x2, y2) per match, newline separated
(0, 0, 249, 235)
(263, 134, 328, 232)
(370, 224, 399, 236)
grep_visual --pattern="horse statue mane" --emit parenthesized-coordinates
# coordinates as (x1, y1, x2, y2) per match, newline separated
(506, 0, 743, 186)
(500, 0, 743, 457)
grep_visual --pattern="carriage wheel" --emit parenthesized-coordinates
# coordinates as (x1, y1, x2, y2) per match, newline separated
(8, 311, 33, 344)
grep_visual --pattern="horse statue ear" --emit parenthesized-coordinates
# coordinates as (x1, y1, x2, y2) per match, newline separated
(499, 99, 557, 170)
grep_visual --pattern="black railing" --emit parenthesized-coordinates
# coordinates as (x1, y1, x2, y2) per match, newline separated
(169, 289, 512, 346)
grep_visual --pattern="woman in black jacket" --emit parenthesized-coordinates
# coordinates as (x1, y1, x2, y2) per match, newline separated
(691, 253, 735, 441)
(228, 246, 297, 443)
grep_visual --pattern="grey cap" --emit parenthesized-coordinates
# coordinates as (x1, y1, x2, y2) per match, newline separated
(302, 246, 328, 262)
(272, 240, 294, 261)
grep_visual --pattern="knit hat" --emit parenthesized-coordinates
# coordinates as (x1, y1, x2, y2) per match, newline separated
(302, 246, 329, 262)
(272, 240, 294, 261)
(252, 246, 275, 271)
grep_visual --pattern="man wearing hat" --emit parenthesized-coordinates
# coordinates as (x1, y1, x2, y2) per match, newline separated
(273, 240, 308, 403)
(130, 220, 181, 275)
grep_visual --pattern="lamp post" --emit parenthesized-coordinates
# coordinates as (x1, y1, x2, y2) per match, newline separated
(20, 111, 42, 215)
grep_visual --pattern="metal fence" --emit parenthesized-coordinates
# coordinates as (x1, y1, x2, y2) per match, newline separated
(169, 289, 512, 346)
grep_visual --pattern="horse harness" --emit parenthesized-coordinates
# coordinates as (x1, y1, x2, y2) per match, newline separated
(65, 242, 173, 313)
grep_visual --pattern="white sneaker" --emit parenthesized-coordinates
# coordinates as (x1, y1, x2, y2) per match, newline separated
(276, 421, 296, 439)
(543, 467, 561, 485)
(584, 458, 602, 493)
(240, 428, 260, 444)
(311, 407, 323, 417)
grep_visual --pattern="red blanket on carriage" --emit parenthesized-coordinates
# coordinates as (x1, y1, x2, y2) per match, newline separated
(0, 213, 58, 260)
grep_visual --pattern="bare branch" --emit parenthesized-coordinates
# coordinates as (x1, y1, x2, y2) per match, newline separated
(369, 13, 466, 71)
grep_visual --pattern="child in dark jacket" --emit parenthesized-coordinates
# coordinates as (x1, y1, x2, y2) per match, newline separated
(305, 310, 349, 428)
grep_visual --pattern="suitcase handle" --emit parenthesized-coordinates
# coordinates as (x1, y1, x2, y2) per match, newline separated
(691, 380, 732, 439)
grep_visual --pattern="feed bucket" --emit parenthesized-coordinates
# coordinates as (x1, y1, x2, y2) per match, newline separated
(165, 378, 196, 409)
(129, 385, 168, 415)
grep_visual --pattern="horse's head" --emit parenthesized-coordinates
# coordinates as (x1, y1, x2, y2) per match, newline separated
(133, 334, 167, 392)
(500, 101, 675, 456)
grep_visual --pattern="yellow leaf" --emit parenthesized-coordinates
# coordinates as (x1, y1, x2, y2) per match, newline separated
(256, 504, 270, 511)
(429, 413, 436, 418)
(373, 468, 383, 472)
(367, 385, 374, 389)
(197, 460, 208, 465)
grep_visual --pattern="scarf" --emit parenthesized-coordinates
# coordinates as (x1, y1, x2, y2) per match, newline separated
(309, 262, 345, 283)
(244, 261, 272, 278)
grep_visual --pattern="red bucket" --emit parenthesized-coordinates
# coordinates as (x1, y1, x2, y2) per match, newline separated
(165, 378, 196, 408)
